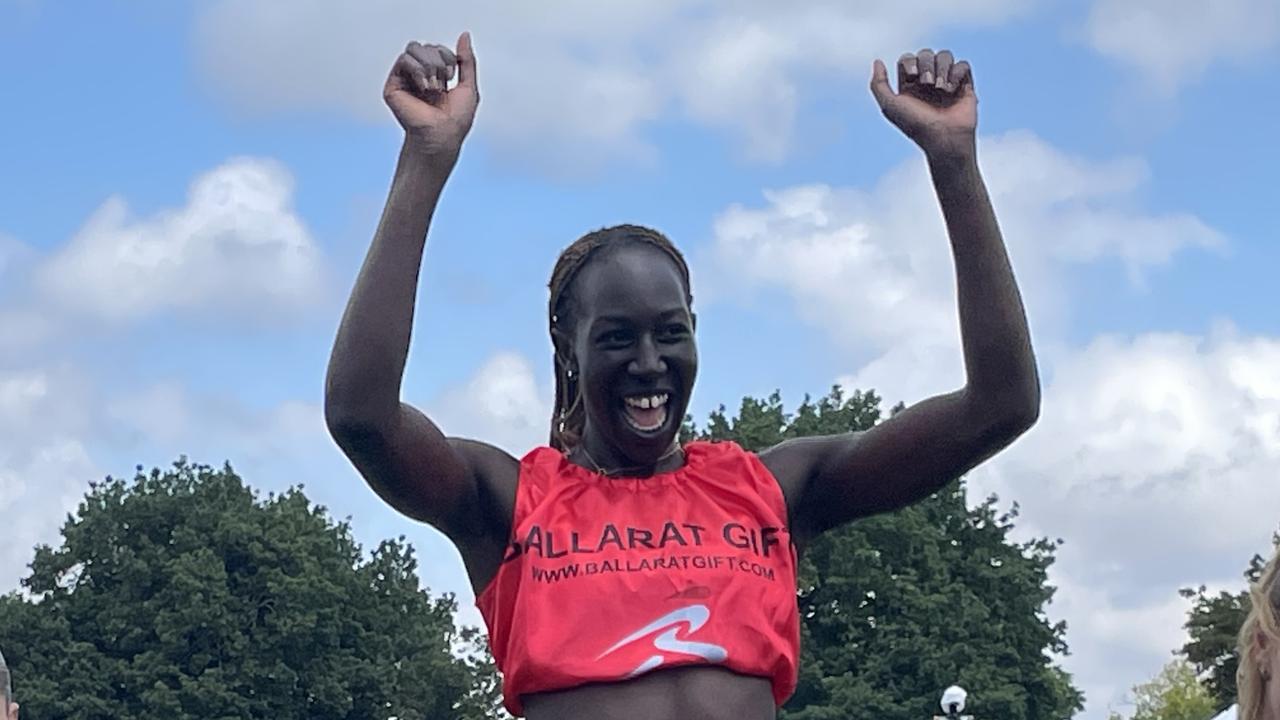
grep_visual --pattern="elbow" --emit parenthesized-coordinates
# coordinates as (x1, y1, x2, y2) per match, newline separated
(324, 370, 397, 438)
(324, 396, 389, 443)
(968, 381, 1041, 442)
(1002, 394, 1040, 437)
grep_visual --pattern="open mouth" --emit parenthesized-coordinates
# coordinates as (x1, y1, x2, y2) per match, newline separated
(622, 393, 671, 433)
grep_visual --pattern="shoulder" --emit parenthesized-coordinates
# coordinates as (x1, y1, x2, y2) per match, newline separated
(756, 433, 866, 520)
(442, 438, 521, 539)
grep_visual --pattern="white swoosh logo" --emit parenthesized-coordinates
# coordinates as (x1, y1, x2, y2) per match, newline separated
(597, 604, 729, 678)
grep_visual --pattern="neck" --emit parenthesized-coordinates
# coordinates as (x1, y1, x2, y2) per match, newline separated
(573, 432, 684, 477)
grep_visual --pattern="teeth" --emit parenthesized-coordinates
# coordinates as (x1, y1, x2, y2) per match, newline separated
(625, 393, 669, 409)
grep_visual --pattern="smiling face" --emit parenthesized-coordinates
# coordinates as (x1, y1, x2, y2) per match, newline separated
(566, 242, 696, 469)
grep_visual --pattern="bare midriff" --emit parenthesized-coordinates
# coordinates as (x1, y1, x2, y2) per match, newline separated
(523, 665, 777, 720)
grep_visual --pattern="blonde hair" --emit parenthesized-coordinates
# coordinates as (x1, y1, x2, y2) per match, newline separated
(1238, 543, 1280, 720)
(0, 647, 10, 706)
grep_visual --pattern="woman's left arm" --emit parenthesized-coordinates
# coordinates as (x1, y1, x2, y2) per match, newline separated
(766, 49, 1039, 542)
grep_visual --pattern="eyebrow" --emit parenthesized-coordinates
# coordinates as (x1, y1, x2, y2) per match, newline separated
(593, 309, 689, 324)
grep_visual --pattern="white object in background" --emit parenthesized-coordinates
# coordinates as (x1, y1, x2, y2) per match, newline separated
(941, 686, 968, 715)
(1210, 704, 1238, 720)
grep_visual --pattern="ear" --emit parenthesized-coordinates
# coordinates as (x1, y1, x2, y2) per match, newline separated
(8, 701, 18, 720)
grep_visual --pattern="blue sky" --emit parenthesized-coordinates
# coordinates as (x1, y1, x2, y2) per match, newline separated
(2, 1, 1278, 717)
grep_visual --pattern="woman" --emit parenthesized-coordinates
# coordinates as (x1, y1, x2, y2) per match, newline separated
(1238, 544, 1280, 720)
(324, 32, 1040, 720)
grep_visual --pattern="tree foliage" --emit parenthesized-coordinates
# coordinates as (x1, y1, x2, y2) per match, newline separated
(686, 387, 1084, 720)
(0, 459, 500, 720)
(1110, 660, 1216, 720)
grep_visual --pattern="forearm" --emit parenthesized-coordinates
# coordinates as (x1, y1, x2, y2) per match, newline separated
(928, 145, 1039, 417)
(325, 139, 457, 425)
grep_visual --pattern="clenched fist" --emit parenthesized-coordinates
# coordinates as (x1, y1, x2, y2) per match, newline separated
(384, 32, 479, 159)
(870, 48, 977, 160)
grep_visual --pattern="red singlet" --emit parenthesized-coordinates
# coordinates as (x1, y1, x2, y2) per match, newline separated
(476, 440, 801, 717)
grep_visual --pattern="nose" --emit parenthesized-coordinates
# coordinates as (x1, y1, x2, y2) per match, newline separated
(628, 334, 667, 378)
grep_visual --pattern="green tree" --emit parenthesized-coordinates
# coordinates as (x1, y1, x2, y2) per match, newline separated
(0, 459, 501, 720)
(1116, 660, 1216, 720)
(686, 387, 1084, 720)
(1180, 534, 1279, 712)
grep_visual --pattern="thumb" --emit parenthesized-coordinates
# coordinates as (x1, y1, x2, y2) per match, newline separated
(869, 59, 895, 111)
(455, 31, 478, 93)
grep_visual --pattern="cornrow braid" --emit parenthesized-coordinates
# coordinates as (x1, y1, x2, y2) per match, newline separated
(547, 224, 692, 451)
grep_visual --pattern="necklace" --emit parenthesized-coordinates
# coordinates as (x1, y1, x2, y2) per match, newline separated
(575, 442, 685, 478)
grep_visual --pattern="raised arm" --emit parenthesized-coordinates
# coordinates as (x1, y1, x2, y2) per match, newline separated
(324, 34, 516, 560)
(765, 49, 1040, 542)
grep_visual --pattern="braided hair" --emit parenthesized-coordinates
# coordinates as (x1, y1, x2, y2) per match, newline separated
(547, 224, 692, 451)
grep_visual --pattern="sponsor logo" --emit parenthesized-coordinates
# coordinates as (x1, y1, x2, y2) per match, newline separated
(596, 604, 729, 678)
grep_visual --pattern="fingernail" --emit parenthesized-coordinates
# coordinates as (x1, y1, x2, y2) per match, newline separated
(908, 61, 918, 74)
(922, 71, 934, 84)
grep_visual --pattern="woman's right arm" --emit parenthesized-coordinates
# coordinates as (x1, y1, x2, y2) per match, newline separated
(324, 34, 516, 550)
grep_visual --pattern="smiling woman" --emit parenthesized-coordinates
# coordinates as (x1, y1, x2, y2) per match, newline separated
(546, 226, 695, 468)
(323, 31, 1041, 720)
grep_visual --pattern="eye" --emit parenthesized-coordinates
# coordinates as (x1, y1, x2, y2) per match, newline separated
(596, 329, 633, 347)
(657, 324, 689, 342)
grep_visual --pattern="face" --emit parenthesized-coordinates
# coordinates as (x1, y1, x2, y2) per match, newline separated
(567, 243, 697, 466)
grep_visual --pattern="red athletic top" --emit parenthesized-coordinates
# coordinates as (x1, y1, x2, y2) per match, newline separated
(476, 440, 801, 717)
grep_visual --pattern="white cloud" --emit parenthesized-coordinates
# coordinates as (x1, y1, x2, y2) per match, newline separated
(35, 158, 326, 323)
(709, 130, 1223, 364)
(1, 156, 339, 596)
(429, 352, 552, 456)
(0, 309, 55, 359)
(194, 0, 1035, 172)
(0, 365, 102, 592)
(1085, 0, 1280, 96)
(974, 327, 1280, 574)
(971, 328, 1280, 718)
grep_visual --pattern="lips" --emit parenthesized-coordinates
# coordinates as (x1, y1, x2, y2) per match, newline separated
(622, 392, 670, 433)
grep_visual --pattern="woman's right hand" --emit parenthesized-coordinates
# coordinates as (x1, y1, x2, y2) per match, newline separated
(383, 32, 479, 159)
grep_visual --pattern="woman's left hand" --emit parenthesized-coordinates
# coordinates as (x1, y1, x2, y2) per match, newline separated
(870, 48, 977, 160)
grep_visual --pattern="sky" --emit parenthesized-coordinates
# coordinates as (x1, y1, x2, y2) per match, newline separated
(1, 0, 1278, 717)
